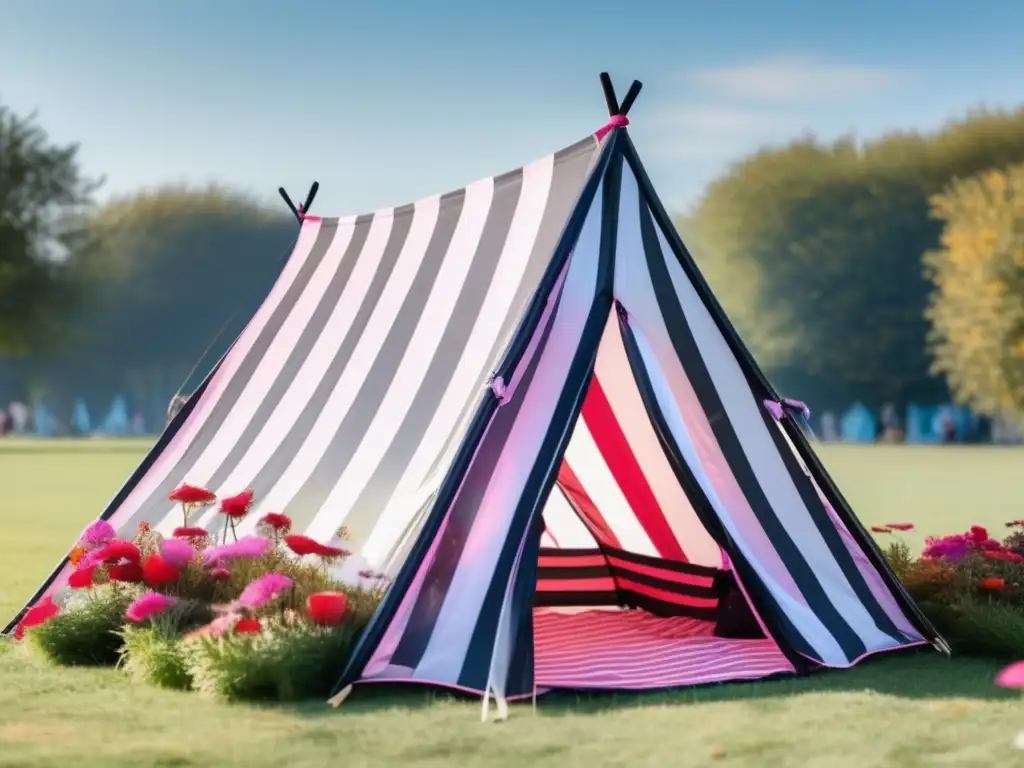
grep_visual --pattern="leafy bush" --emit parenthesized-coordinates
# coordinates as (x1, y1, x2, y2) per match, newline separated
(182, 612, 371, 702)
(880, 522, 1024, 659)
(24, 586, 135, 666)
(118, 625, 192, 690)
(11, 486, 385, 703)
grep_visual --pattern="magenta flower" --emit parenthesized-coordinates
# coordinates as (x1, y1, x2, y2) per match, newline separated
(201, 535, 272, 565)
(79, 520, 116, 551)
(125, 592, 179, 623)
(159, 538, 195, 568)
(997, 661, 1024, 689)
(238, 572, 294, 609)
(922, 533, 973, 561)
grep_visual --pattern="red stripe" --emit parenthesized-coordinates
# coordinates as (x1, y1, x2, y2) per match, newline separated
(605, 555, 715, 589)
(616, 577, 719, 609)
(556, 463, 622, 548)
(537, 554, 609, 568)
(536, 577, 617, 592)
(581, 376, 687, 561)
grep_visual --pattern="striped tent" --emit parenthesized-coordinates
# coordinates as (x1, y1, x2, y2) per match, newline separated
(7, 75, 944, 715)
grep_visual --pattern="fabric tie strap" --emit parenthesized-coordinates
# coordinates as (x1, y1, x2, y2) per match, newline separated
(595, 114, 630, 141)
(490, 376, 512, 405)
(763, 398, 811, 421)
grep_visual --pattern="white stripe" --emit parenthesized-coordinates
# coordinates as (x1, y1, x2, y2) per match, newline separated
(653, 219, 900, 656)
(305, 178, 495, 542)
(412, 180, 606, 682)
(358, 155, 557, 566)
(255, 198, 442, 520)
(540, 486, 597, 548)
(563, 418, 659, 557)
(109, 221, 324, 532)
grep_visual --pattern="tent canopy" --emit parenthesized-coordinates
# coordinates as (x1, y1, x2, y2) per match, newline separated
(7, 75, 944, 714)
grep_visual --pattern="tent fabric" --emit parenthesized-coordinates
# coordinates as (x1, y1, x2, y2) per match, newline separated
(7, 107, 942, 701)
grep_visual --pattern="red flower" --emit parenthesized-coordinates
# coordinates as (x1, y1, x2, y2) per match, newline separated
(142, 555, 180, 586)
(68, 566, 96, 589)
(983, 550, 1024, 564)
(219, 490, 255, 520)
(283, 535, 351, 558)
(980, 577, 1006, 591)
(870, 526, 891, 534)
(306, 592, 349, 626)
(970, 526, 989, 544)
(108, 562, 144, 583)
(138, 521, 151, 533)
(172, 526, 208, 539)
(210, 567, 231, 580)
(97, 539, 141, 565)
(259, 512, 292, 533)
(234, 617, 261, 633)
(886, 523, 915, 532)
(1007, 520, 1024, 528)
(169, 484, 216, 505)
(13, 596, 60, 640)
(980, 539, 1003, 551)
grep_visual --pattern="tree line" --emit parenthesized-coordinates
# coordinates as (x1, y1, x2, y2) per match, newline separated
(2, 98, 1023, 429)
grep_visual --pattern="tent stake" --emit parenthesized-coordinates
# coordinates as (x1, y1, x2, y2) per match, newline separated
(327, 683, 353, 708)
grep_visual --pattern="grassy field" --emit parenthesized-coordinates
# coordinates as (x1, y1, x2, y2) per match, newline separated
(1, 439, 1023, 767)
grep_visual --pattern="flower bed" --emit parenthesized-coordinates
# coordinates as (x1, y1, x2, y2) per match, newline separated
(877, 521, 1024, 659)
(13, 485, 385, 702)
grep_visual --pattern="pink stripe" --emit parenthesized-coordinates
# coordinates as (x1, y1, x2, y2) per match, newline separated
(605, 555, 715, 589)
(536, 576, 617, 592)
(537, 553, 608, 568)
(534, 610, 793, 690)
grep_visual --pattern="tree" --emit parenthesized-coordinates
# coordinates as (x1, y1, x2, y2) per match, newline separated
(924, 165, 1024, 423)
(0, 100, 101, 353)
(683, 108, 1024, 412)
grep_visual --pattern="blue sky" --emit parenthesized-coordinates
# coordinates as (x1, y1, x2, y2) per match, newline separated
(3, 0, 1023, 215)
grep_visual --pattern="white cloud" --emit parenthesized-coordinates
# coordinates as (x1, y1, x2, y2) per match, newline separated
(643, 105, 802, 159)
(686, 57, 911, 103)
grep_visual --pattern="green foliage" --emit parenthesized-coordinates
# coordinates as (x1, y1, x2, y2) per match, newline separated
(685, 108, 1024, 409)
(924, 164, 1024, 423)
(181, 616, 371, 702)
(0, 100, 102, 355)
(118, 625, 192, 690)
(918, 597, 1024, 659)
(24, 587, 134, 666)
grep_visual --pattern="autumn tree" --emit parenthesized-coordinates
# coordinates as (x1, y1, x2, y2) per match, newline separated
(683, 108, 1024, 411)
(924, 164, 1024, 423)
(0, 100, 101, 353)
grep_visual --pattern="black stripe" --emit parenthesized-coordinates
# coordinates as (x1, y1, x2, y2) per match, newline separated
(631, 165, 866, 664)
(286, 191, 468, 530)
(120, 222, 343, 533)
(536, 565, 612, 579)
(332, 135, 615, 696)
(201, 218, 373, 501)
(424, 141, 603, 482)
(538, 545, 721, 578)
(340, 170, 525, 549)
(616, 312, 812, 669)
(457, 135, 625, 692)
(622, 134, 942, 649)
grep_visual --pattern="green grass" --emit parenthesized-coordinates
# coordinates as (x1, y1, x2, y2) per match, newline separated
(1, 439, 1023, 767)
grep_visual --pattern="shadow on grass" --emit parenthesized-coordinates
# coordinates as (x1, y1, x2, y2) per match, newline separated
(278, 650, 1016, 720)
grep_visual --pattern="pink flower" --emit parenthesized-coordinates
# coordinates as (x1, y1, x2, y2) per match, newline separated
(201, 535, 272, 565)
(996, 660, 1024, 689)
(238, 573, 294, 609)
(159, 538, 195, 568)
(185, 614, 236, 639)
(125, 592, 179, 623)
(78, 520, 116, 550)
(922, 533, 973, 561)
